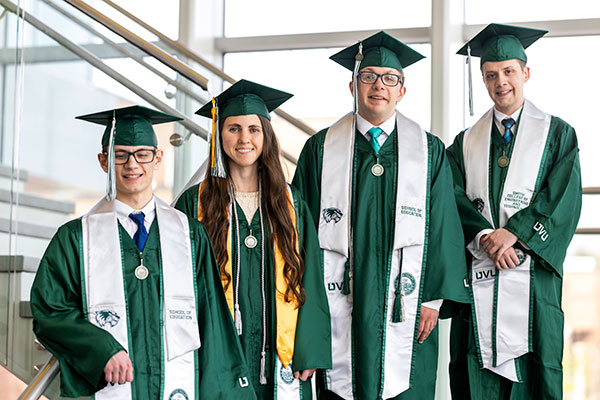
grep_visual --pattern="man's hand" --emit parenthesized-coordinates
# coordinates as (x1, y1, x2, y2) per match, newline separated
(293, 369, 316, 381)
(480, 228, 518, 261)
(417, 306, 439, 344)
(495, 247, 521, 270)
(104, 350, 133, 385)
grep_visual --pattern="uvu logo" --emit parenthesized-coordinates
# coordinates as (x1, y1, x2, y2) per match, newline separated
(533, 221, 548, 241)
(474, 267, 496, 281)
(327, 282, 344, 291)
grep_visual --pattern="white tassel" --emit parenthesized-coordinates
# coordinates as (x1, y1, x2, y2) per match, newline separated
(106, 112, 117, 201)
(234, 303, 242, 336)
(467, 44, 474, 117)
(400, 291, 406, 323)
(259, 351, 267, 385)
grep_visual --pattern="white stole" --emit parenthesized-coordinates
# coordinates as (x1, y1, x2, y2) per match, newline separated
(463, 99, 550, 381)
(319, 111, 429, 399)
(81, 196, 200, 400)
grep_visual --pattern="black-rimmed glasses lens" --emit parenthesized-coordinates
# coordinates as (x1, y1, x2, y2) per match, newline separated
(104, 149, 157, 165)
(357, 71, 403, 87)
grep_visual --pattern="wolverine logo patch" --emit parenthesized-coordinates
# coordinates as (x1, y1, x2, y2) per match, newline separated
(322, 207, 343, 223)
(472, 198, 485, 213)
(95, 310, 120, 328)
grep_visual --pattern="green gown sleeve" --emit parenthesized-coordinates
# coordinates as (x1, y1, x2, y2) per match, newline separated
(191, 220, 257, 399)
(290, 189, 332, 372)
(174, 184, 200, 220)
(30, 220, 124, 397)
(292, 130, 327, 227)
(447, 131, 495, 244)
(503, 118, 582, 276)
(422, 135, 471, 318)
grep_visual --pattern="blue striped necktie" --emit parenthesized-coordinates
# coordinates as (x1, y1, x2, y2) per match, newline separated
(501, 118, 515, 144)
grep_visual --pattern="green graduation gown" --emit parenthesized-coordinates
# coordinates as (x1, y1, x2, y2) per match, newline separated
(175, 185, 332, 400)
(447, 109, 582, 400)
(292, 124, 470, 400)
(30, 215, 255, 399)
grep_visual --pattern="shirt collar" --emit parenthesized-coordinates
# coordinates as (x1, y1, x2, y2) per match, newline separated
(356, 112, 396, 136)
(494, 105, 522, 128)
(114, 196, 156, 221)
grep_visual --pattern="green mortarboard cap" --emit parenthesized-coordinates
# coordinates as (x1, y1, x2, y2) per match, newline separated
(76, 105, 182, 147)
(457, 23, 547, 66)
(195, 79, 293, 121)
(330, 31, 425, 72)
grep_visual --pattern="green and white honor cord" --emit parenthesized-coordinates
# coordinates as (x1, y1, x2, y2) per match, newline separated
(231, 182, 269, 384)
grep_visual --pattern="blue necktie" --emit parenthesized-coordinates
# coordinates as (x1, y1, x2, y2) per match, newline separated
(501, 118, 515, 145)
(129, 212, 148, 252)
(368, 127, 383, 153)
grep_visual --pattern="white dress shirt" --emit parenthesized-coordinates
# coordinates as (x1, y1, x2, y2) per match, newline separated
(114, 197, 156, 240)
(356, 112, 397, 147)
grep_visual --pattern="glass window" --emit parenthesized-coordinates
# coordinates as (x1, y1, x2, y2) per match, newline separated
(224, 0, 431, 37)
(465, 0, 600, 24)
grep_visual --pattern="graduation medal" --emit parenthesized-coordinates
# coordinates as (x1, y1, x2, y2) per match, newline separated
(135, 264, 149, 280)
(244, 233, 258, 248)
(371, 156, 384, 176)
(497, 155, 509, 168)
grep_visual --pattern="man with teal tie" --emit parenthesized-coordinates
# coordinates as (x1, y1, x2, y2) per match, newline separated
(293, 31, 469, 399)
(30, 106, 255, 400)
(448, 24, 582, 399)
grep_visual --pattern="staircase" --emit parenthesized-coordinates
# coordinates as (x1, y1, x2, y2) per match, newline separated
(0, 164, 75, 396)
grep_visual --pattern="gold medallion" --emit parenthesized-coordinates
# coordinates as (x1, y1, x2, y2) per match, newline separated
(497, 155, 510, 168)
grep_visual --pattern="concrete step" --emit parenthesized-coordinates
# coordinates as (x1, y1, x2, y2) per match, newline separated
(0, 164, 27, 192)
(0, 218, 56, 259)
(0, 188, 75, 227)
(0, 257, 48, 385)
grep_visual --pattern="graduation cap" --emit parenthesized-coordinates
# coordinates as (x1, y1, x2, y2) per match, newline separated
(195, 79, 293, 178)
(76, 105, 182, 200)
(457, 23, 547, 66)
(457, 23, 547, 116)
(76, 105, 182, 147)
(330, 31, 425, 73)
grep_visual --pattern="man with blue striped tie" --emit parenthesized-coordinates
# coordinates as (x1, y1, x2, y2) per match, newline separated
(448, 23, 582, 400)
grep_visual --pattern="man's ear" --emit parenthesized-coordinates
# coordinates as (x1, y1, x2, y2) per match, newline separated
(348, 80, 354, 96)
(153, 149, 163, 170)
(98, 152, 108, 173)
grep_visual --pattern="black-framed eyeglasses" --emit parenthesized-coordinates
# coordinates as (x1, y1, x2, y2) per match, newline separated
(357, 71, 404, 87)
(103, 149, 157, 165)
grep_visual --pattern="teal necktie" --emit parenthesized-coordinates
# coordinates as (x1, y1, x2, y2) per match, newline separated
(501, 118, 515, 144)
(368, 127, 383, 153)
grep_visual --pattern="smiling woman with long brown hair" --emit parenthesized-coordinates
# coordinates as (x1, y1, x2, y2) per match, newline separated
(175, 80, 331, 399)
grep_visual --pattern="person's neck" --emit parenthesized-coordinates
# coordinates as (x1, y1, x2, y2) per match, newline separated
(116, 190, 153, 210)
(229, 164, 259, 193)
(358, 110, 394, 127)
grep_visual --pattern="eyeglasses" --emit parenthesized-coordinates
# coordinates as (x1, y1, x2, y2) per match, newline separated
(357, 71, 404, 87)
(103, 149, 157, 165)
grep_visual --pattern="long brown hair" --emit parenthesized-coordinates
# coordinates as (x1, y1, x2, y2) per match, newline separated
(200, 115, 305, 307)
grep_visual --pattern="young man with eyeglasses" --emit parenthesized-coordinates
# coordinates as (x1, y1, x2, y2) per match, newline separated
(30, 105, 255, 399)
(448, 24, 582, 400)
(293, 31, 469, 400)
